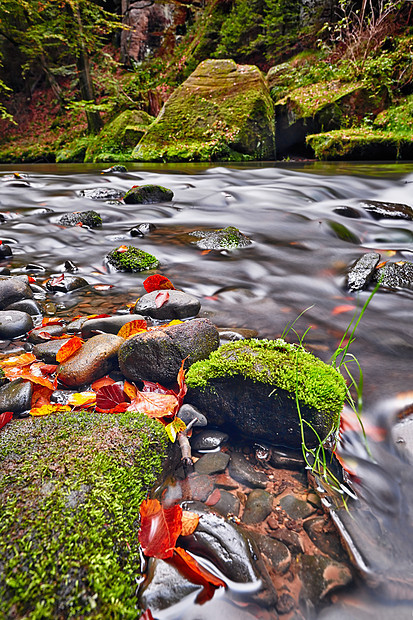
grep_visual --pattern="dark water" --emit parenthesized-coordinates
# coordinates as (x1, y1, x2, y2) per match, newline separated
(1, 161, 413, 617)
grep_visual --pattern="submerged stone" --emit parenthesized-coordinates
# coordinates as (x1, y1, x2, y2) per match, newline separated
(78, 187, 123, 201)
(189, 226, 252, 250)
(123, 184, 174, 204)
(0, 277, 34, 310)
(360, 200, 413, 221)
(242, 489, 273, 524)
(186, 339, 346, 449)
(106, 246, 159, 272)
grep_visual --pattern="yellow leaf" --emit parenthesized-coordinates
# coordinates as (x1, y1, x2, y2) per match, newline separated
(181, 511, 200, 536)
(165, 417, 186, 443)
(67, 392, 96, 408)
(30, 404, 71, 417)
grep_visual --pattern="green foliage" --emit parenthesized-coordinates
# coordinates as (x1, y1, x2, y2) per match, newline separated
(214, 0, 263, 58)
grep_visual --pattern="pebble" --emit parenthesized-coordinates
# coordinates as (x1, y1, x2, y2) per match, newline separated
(209, 489, 241, 517)
(268, 527, 305, 554)
(0, 310, 34, 339)
(80, 314, 146, 338)
(0, 277, 34, 309)
(5, 298, 43, 316)
(194, 451, 230, 475)
(0, 378, 32, 415)
(46, 275, 89, 293)
(279, 494, 316, 520)
(254, 533, 291, 574)
(177, 403, 207, 427)
(228, 452, 268, 489)
(133, 289, 200, 320)
(242, 489, 273, 524)
(191, 429, 228, 452)
(184, 473, 215, 502)
(28, 324, 67, 344)
(299, 554, 352, 601)
(304, 517, 346, 561)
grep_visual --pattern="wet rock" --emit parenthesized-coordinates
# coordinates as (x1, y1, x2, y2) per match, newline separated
(269, 528, 305, 554)
(133, 289, 200, 320)
(64, 260, 78, 272)
(214, 472, 239, 490)
(391, 416, 413, 465)
(4, 298, 42, 316)
(346, 252, 381, 292)
(66, 316, 89, 333)
(0, 378, 32, 414)
(118, 318, 219, 385)
(139, 557, 200, 612)
(129, 222, 156, 237)
(0, 268, 10, 276)
(299, 554, 352, 601)
(33, 339, 70, 364)
(218, 327, 259, 344)
(189, 226, 252, 250)
(29, 282, 47, 298)
(373, 261, 413, 291)
(333, 205, 362, 218)
(177, 403, 207, 427)
(254, 533, 291, 574)
(102, 165, 128, 173)
(81, 314, 146, 338)
(58, 210, 102, 228)
(228, 452, 268, 489)
(57, 334, 124, 388)
(183, 473, 215, 502)
(360, 200, 413, 220)
(78, 187, 123, 201)
(211, 489, 241, 518)
(242, 489, 273, 524)
(191, 429, 228, 452)
(304, 517, 347, 561)
(123, 184, 174, 204)
(106, 246, 159, 273)
(186, 339, 346, 450)
(279, 494, 316, 520)
(28, 324, 67, 344)
(46, 274, 89, 293)
(0, 310, 33, 339)
(0, 244, 12, 259)
(0, 277, 34, 309)
(269, 447, 305, 470)
(194, 452, 230, 475)
(277, 592, 296, 615)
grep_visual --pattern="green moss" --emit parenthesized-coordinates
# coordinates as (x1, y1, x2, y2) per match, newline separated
(123, 184, 174, 204)
(0, 410, 168, 619)
(186, 338, 347, 416)
(55, 136, 92, 163)
(306, 127, 413, 160)
(106, 246, 160, 272)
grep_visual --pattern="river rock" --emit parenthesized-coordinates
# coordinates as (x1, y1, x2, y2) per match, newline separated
(279, 494, 316, 520)
(0, 378, 32, 414)
(57, 333, 124, 388)
(102, 165, 128, 173)
(177, 403, 207, 427)
(33, 339, 70, 364)
(299, 555, 352, 601)
(0, 310, 33, 339)
(133, 289, 200, 320)
(218, 327, 259, 344)
(133, 59, 275, 162)
(268, 447, 305, 470)
(106, 246, 159, 273)
(186, 339, 346, 450)
(254, 533, 291, 574)
(5, 298, 43, 315)
(58, 211, 102, 228)
(242, 489, 273, 524)
(28, 324, 67, 344)
(373, 261, 413, 291)
(189, 226, 252, 250)
(66, 316, 89, 333)
(0, 244, 12, 259)
(194, 451, 230, 475)
(0, 277, 34, 309)
(46, 274, 89, 293)
(123, 184, 174, 204)
(346, 252, 381, 292)
(81, 314, 146, 338)
(228, 451, 268, 489)
(191, 429, 228, 452)
(78, 187, 123, 201)
(118, 318, 219, 384)
(304, 517, 347, 561)
(211, 489, 241, 518)
(360, 200, 413, 220)
(129, 222, 156, 237)
(139, 557, 200, 612)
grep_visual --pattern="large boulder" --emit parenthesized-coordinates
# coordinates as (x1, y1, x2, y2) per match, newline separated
(133, 59, 275, 162)
(185, 339, 346, 450)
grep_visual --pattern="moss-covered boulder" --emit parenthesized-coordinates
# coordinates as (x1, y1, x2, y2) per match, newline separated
(0, 410, 170, 619)
(274, 81, 389, 156)
(306, 127, 413, 160)
(123, 184, 174, 204)
(186, 339, 346, 449)
(106, 245, 159, 272)
(133, 59, 275, 162)
(84, 110, 155, 163)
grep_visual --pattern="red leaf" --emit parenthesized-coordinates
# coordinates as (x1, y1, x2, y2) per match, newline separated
(41, 317, 65, 327)
(176, 358, 187, 408)
(31, 385, 54, 409)
(91, 376, 115, 391)
(38, 364, 58, 375)
(139, 498, 182, 559)
(143, 275, 175, 293)
(142, 380, 177, 396)
(48, 274, 64, 287)
(331, 304, 356, 316)
(127, 391, 178, 418)
(140, 610, 155, 620)
(168, 547, 226, 604)
(0, 411, 13, 431)
(155, 291, 169, 308)
(56, 336, 84, 363)
(95, 383, 130, 412)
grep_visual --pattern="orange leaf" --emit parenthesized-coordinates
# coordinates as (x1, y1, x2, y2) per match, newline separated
(116, 245, 129, 253)
(117, 319, 148, 339)
(56, 336, 84, 363)
(91, 376, 115, 391)
(67, 391, 96, 408)
(127, 391, 179, 418)
(331, 304, 356, 316)
(143, 275, 175, 293)
(0, 353, 36, 368)
(181, 511, 200, 536)
(20, 374, 55, 390)
(41, 317, 65, 327)
(95, 402, 130, 414)
(123, 381, 138, 400)
(169, 547, 225, 604)
(30, 403, 71, 417)
(31, 385, 54, 409)
(138, 498, 182, 559)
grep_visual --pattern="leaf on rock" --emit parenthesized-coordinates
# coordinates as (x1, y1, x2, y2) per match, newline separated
(116, 245, 129, 253)
(56, 336, 84, 363)
(169, 547, 226, 604)
(30, 403, 71, 417)
(140, 610, 155, 620)
(31, 385, 54, 409)
(91, 376, 115, 391)
(86, 313, 112, 320)
(143, 274, 175, 293)
(48, 274, 64, 287)
(95, 383, 130, 412)
(0, 353, 36, 368)
(67, 391, 96, 408)
(139, 498, 182, 559)
(117, 319, 147, 339)
(165, 416, 186, 442)
(0, 411, 13, 431)
(155, 291, 169, 308)
(41, 317, 65, 327)
(127, 391, 178, 418)
(176, 358, 187, 408)
(181, 511, 200, 536)
(123, 380, 138, 400)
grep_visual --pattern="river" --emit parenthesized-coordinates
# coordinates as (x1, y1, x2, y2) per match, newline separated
(1, 161, 412, 618)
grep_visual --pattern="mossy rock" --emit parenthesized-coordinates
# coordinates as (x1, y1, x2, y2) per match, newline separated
(133, 59, 275, 162)
(58, 210, 102, 228)
(189, 226, 252, 250)
(123, 184, 174, 204)
(56, 136, 92, 163)
(186, 338, 347, 449)
(0, 410, 170, 619)
(84, 110, 155, 163)
(306, 128, 413, 160)
(106, 245, 160, 272)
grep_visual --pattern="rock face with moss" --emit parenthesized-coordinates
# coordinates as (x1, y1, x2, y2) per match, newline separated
(123, 184, 174, 204)
(0, 411, 170, 618)
(106, 245, 159, 272)
(133, 59, 275, 162)
(186, 339, 346, 449)
(189, 226, 252, 250)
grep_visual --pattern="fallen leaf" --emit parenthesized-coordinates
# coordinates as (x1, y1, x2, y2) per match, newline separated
(41, 317, 65, 327)
(127, 391, 178, 418)
(139, 498, 182, 559)
(155, 291, 169, 308)
(165, 416, 186, 442)
(30, 403, 71, 417)
(95, 383, 130, 412)
(181, 511, 200, 536)
(31, 385, 54, 409)
(67, 391, 96, 408)
(176, 358, 187, 408)
(123, 380, 138, 400)
(38, 364, 58, 375)
(0, 411, 13, 431)
(143, 274, 175, 293)
(0, 353, 36, 368)
(331, 304, 356, 316)
(140, 610, 155, 620)
(86, 314, 112, 320)
(168, 547, 225, 604)
(117, 319, 148, 339)
(116, 245, 129, 253)
(91, 376, 115, 391)
(48, 274, 64, 287)
(36, 331, 70, 341)
(56, 336, 84, 363)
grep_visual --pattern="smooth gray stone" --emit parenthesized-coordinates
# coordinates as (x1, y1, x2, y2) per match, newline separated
(28, 324, 67, 344)
(133, 289, 200, 320)
(81, 314, 145, 338)
(66, 317, 89, 333)
(212, 489, 241, 518)
(5, 298, 43, 316)
(269, 447, 305, 470)
(299, 554, 352, 602)
(46, 275, 89, 293)
(177, 403, 207, 427)
(279, 494, 316, 520)
(33, 340, 69, 364)
(193, 451, 230, 475)
(242, 489, 273, 524)
(347, 252, 380, 292)
(191, 429, 228, 451)
(228, 451, 268, 489)
(0, 277, 34, 309)
(140, 557, 200, 612)
(0, 378, 32, 414)
(254, 533, 291, 574)
(0, 310, 33, 339)
(303, 517, 346, 561)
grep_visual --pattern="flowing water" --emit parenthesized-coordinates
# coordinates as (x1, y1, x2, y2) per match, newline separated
(1, 161, 413, 617)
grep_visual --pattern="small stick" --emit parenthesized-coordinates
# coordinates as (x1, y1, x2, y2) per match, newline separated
(177, 419, 196, 475)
